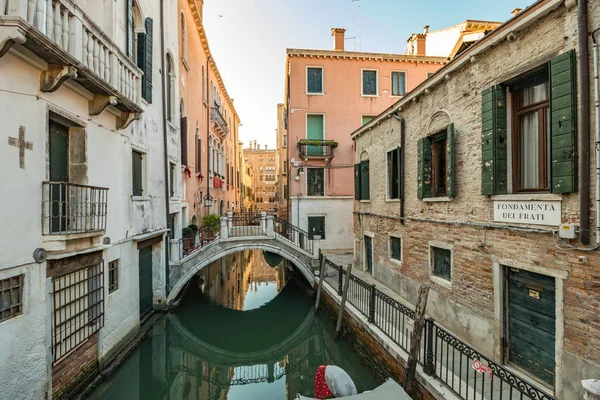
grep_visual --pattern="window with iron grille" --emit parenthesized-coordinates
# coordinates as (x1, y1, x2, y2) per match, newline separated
(431, 246, 451, 282)
(387, 148, 400, 199)
(308, 216, 325, 239)
(307, 168, 324, 196)
(0, 275, 24, 323)
(52, 262, 104, 362)
(390, 236, 401, 262)
(109, 260, 119, 293)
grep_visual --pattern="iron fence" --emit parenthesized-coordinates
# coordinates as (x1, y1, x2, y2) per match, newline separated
(274, 216, 314, 254)
(228, 215, 265, 238)
(179, 219, 220, 259)
(298, 141, 335, 158)
(42, 181, 108, 235)
(319, 256, 556, 400)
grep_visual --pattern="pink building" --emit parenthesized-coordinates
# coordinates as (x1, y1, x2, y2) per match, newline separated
(283, 28, 447, 251)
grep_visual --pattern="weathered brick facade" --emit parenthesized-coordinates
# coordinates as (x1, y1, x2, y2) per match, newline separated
(352, 1, 600, 399)
(52, 334, 99, 399)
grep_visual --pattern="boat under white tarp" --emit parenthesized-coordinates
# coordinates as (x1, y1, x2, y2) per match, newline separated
(296, 378, 412, 400)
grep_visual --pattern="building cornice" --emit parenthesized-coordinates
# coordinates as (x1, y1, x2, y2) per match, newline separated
(286, 48, 447, 64)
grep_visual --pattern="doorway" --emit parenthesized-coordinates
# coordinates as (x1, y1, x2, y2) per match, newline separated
(49, 121, 69, 233)
(138, 246, 153, 317)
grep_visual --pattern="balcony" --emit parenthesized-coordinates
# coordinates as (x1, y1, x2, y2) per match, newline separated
(211, 106, 229, 137)
(42, 181, 108, 236)
(1, 0, 142, 128)
(298, 139, 337, 159)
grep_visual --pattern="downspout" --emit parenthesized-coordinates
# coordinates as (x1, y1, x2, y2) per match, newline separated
(393, 113, 405, 225)
(578, 0, 591, 245)
(592, 28, 600, 244)
(159, 0, 170, 289)
(206, 56, 211, 214)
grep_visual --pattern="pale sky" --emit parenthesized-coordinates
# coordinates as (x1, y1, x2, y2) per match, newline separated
(203, 0, 528, 149)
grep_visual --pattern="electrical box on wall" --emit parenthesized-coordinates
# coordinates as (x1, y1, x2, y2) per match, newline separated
(558, 223, 578, 239)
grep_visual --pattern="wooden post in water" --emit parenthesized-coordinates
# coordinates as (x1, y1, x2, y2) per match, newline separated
(404, 284, 430, 397)
(335, 263, 352, 340)
(314, 253, 326, 314)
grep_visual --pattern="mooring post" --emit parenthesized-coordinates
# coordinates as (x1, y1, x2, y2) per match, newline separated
(404, 284, 430, 397)
(337, 265, 343, 295)
(335, 263, 352, 340)
(368, 284, 376, 323)
(314, 251, 325, 314)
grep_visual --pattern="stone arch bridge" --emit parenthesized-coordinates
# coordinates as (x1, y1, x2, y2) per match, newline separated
(167, 213, 320, 304)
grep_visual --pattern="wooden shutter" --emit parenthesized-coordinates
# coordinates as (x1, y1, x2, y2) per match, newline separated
(196, 137, 202, 174)
(446, 123, 456, 197)
(550, 50, 577, 193)
(481, 86, 507, 195)
(137, 18, 153, 103)
(417, 138, 432, 199)
(360, 160, 370, 200)
(180, 117, 188, 166)
(354, 163, 361, 200)
(126, 0, 133, 58)
(132, 151, 143, 196)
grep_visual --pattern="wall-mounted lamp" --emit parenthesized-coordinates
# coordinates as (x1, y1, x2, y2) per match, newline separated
(298, 167, 305, 175)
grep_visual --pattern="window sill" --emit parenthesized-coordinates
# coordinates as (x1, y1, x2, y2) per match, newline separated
(306, 92, 324, 96)
(359, 200, 371, 203)
(389, 258, 403, 267)
(361, 94, 379, 98)
(132, 196, 151, 202)
(491, 193, 562, 202)
(430, 275, 452, 289)
(390, 94, 405, 98)
(385, 198, 401, 203)
(423, 196, 453, 202)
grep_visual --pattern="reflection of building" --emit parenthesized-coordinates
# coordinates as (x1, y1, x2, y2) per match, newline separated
(243, 142, 278, 213)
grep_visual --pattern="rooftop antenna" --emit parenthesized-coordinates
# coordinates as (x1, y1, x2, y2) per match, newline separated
(352, 0, 362, 51)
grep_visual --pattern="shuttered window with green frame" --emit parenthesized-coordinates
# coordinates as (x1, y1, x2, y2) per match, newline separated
(132, 150, 143, 196)
(417, 123, 455, 199)
(360, 160, 370, 200)
(481, 86, 507, 195)
(137, 18, 153, 103)
(354, 163, 360, 200)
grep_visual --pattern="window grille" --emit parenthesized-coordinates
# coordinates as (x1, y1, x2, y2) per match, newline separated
(0, 275, 24, 322)
(307, 168, 324, 196)
(52, 262, 104, 362)
(362, 70, 377, 95)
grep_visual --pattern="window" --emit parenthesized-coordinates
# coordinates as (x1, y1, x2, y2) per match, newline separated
(283, 134, 287, 147)
(132, 150, 144, 196)
(307, 168, 324, 196)
(354, 155, 370, 200)
(0, 275, 24, 322)
(391, 71, 406, 96)
(307, 67, 323, 94)
(166, 54, 175, 121)
(196, 136, 202, 175)
(511, 72, 550, 192)
(108, 260, 119, 293)
(389, 237, 401, 262)
(431, 246, 451, 282)
(362, 70, 378, 96)
(170, 162, 176, 197)
(387, 148, 400, 199)
(362, 115, 375, 126)
(137, 17, 153, 103)
(306, 114, 324, 156)
(308, 216, 325, 239)
(180, 12, 187, 63)
(52, 262, 104, 362)
(418, 124, 455, 199)
(168, 213, 176, 237)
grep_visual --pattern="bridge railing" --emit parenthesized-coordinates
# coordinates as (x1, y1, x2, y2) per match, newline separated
(273, 216, 314, 255)
(178, 219, 220, 259)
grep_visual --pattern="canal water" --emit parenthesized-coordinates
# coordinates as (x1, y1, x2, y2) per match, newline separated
(88, 250, 379, 399)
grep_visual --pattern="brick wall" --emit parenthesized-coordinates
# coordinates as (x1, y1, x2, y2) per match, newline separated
(353, 2, 600, 398)
(52, 334, 99, 399)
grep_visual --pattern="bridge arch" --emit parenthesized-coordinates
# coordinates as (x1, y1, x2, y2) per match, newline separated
(167, 240, 316, 304)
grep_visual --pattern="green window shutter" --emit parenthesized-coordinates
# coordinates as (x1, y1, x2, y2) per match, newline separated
(446, 123, 456, 197)
(132, 151, 143, 196)
(354, 163, 361, 200)
(137, 18, 153, 103)
(360, 160, 370, 200)
(550, 50, 577, 193)
(126, 0, 133, 58)
(417, 138, 432, 199)
(481, 86, 507, 195)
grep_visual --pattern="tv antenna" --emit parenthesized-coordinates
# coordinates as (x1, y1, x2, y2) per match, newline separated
(352, 0, 362, 51)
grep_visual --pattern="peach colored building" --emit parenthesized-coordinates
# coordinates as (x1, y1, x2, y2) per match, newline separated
(244, 142, 278, 213)
(179, 0, 241, 227)
(283, 28, 447, 251)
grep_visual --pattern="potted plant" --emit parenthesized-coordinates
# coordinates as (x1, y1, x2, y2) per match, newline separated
(182, 227, 194, 254)
(201, 214, 220, 239)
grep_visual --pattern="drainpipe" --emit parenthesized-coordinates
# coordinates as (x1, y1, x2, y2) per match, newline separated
(206, 56, 211, 215)
(159, 0, 170, 290)
(578, 0, 591, 245)
(393, 113, 405, 225)
(593, 28, 600, 244)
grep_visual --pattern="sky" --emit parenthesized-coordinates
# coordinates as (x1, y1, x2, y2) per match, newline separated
(203, 0, 528, 149)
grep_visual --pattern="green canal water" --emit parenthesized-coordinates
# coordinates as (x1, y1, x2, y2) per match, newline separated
(88, 250, 379, 399)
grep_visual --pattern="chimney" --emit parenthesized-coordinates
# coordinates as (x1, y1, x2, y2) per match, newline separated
(331, 28, 346, 51)
(416, 34, 426, 56)
(423, 25, 430, 34)
(264, 144, 268, 150)
(254, 140, 257, 150)
(511, 8, 523, 17)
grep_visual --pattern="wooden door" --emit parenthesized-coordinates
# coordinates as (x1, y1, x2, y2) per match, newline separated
(364, 236, 373, 274)
(306, 115, 324, 156)
(506, 268, 555, 386)
(138, 247, 153, 317)
(49, 121, 69, 233)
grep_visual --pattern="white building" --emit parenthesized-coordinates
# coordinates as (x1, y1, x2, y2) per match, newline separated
(0, 0, 181, 397)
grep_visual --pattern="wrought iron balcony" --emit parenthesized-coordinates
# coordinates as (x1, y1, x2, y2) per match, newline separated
(1, 0, 142, 128)
(42, 182, 108, 235)
(298, 139, 337, 159)
(211, 106, 229, 137)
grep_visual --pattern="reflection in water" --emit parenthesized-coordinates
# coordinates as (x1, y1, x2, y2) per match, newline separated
(87, 250, 378, 399)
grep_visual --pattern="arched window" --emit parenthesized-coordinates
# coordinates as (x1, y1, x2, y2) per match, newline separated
(126, 0, 144, 60)
(166, 53, 175, 121)
(180, 12, 187, 63)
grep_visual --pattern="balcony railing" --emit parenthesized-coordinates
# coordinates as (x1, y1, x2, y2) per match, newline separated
(42, 182, 108, 235)
(211, 107, 229, 136)
(298, 140, 336, 158)
(1, 0, 142, 118)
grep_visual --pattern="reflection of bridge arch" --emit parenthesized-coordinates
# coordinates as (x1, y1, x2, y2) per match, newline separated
(168, 239, 316, 304)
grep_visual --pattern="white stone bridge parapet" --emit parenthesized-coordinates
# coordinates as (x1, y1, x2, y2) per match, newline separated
(167, 213, 320, 304)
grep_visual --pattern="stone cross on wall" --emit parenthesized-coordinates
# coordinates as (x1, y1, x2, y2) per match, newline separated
(8, 126, 33, 169)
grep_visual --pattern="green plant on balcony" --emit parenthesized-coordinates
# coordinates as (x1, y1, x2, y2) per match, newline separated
(201, 214, 221, 236)
(297, 139, 339, 148)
